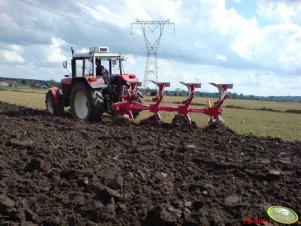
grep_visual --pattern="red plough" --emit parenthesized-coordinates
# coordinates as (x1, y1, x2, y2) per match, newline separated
(111, 82, 233, 125)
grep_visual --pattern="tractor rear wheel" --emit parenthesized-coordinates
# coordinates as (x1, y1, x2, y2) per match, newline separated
(70, 82, 105, 121)
(45, 90, 64, 115)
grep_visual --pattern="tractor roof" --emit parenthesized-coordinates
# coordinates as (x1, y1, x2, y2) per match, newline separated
(72, 52, 121, 59)
(72, 46, 121, 59)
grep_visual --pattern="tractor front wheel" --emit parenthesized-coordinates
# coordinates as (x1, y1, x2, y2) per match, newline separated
(70, 82, 105, 121)
(45, 89, 64, 115)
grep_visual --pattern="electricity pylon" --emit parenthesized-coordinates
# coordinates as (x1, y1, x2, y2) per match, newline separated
(131, 19, 175, 88)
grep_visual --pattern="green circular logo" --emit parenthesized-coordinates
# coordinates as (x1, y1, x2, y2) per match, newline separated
(267, 206, 299, 224)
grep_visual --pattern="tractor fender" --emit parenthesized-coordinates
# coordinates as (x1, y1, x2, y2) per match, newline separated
(90, 82, 107, 89)
(119, 74, 138, 83)
(72, 76, 107, 89)
(49, 87, 59, 106)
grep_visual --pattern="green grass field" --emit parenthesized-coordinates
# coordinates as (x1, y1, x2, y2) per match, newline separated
(0, 86, 47, 94)
(1, 89, 300, 141)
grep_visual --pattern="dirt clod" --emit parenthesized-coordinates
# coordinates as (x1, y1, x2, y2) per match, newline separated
(0, 195, 15, 208)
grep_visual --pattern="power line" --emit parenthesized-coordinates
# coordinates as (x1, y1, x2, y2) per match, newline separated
(17, 0, 130, 35)
(114, 0, 154, 20)
(17, 0, 148, 66)
(77, 0, 132, 24)
(114, 0, 138, 17)
(118, 0, 160, 56)
(114, 0, 158, 23)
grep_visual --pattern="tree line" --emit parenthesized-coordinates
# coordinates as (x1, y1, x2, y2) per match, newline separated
(0, 77, 59, 88)
(145, 89, 301, 103)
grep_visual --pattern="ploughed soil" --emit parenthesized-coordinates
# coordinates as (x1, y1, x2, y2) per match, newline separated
(0, 101, 300, 226)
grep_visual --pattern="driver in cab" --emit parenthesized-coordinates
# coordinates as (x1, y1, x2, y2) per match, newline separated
(95, 58, 108, 76)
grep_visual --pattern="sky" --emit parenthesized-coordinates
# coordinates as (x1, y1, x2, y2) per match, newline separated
(0, 0, 301, 96)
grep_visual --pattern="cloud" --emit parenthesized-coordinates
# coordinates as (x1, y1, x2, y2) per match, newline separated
(0, 49, 25, 63)
(46, 37, 67, 63)
(255, 23, 301, 73)
(4, 0, 300, 75)
(257, 1, 301, 23)
(188, 1, 301, 74)
(156, 58, 225, 91)
(213, 53, 227, 62)
(76, 1, 132, 30)
(123, 54, 136, 66)
(0, 0, 301, 96)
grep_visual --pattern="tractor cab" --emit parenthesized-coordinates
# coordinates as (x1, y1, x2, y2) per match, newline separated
(63, 46, 125, 78)
(62, 46, 139, 94)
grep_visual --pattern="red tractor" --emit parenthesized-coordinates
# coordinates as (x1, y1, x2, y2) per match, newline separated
(45, 46, 143, 121)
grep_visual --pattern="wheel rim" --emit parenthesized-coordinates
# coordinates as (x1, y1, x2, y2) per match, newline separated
(74, 90, 88, 119)
(46, 94, 54, 114)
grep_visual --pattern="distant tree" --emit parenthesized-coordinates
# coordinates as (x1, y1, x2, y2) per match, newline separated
(19, 79, 27, 85)
(164, 91, 171, 96)
(28, 80, 36, 87)
(231, 93, 238, 99)
(174, 88, 181, 96)
(150, 90, 157, 96)
(45, 79, 57, 88)
(179, 90, 187, 96)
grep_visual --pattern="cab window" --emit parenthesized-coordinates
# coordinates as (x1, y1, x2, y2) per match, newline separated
(111, 59, 121, 75)
(75, 58, 93, 77)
